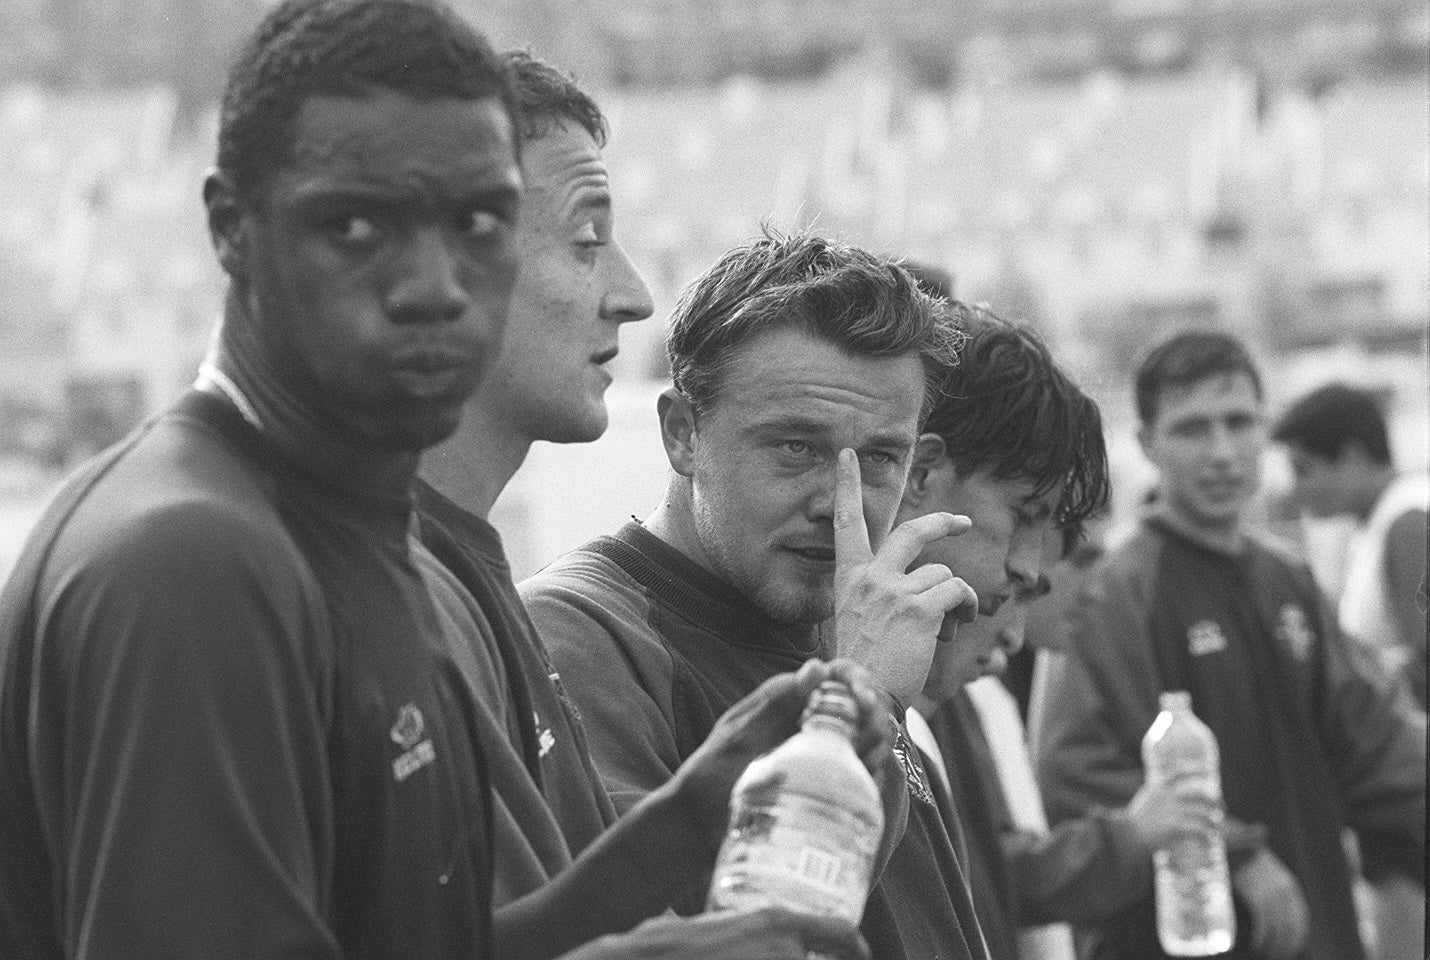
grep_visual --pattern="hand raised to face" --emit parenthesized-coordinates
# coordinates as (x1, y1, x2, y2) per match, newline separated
(832, 448, 978, 704)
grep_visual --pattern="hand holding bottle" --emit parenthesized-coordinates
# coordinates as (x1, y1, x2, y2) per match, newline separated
(1125, 770, 1223, 850)
(670, 658, 893, 855)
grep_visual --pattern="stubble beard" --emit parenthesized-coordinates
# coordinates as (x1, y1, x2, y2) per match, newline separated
(693, 509, 832, 627)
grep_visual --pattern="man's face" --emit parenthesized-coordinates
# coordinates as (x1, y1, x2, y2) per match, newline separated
(904, 463, 1057, 620)
(479, 123, 653, 442)
(236, 91, 522, 451)
(1282, 443, 1352, 517)
(1140, 372, 1265, 536)
(672, 326, 926, 625)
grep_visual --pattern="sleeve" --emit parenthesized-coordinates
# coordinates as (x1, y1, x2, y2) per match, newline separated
(521, 563, 683, 816)
(1311, 584, 1427, 882)
(30, 500, 340, 960)
(1003, 809, 1153, 925)
(1033, 568, 1158, 827)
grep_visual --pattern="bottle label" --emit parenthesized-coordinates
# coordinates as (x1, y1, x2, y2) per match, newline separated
(707, 794, 879, 922)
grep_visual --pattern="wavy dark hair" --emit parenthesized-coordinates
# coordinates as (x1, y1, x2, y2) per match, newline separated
(667, 228, 964, 425)
(924, 307, 1110, 535)
(217, 0, 516, 200)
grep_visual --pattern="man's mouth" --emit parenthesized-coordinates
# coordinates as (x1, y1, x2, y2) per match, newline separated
(591, 346, 619, 365)
(786, 545, 835, 564)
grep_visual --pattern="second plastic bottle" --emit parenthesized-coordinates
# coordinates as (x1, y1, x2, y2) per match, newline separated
(1142, 690, 1236, 957)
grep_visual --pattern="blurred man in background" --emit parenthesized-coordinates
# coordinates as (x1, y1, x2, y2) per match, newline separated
(521, 232, 996, 960)
(1036, 330, 1426, 960)
(1271, 383, 1426, 708)
(1271, 382, 1427, 960)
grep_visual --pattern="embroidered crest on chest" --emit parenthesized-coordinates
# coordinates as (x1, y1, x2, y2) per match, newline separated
(1274, 604, 1316, 663)
(1187, 619, 1229, 657)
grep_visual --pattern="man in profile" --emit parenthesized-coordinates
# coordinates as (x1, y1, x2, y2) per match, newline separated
(415, 53, 886, 960)
(1035, 330, 1425, 960)
(1271, 383, 1426, 708)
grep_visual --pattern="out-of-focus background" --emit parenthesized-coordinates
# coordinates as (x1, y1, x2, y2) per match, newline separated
(1, 0, 1426, 581)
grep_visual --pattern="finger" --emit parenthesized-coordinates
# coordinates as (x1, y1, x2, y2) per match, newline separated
(904, 562, 954, 593)
(924, 576, 979, 623)
(874, 512, 971, 575)
(834, 449, 874, 576)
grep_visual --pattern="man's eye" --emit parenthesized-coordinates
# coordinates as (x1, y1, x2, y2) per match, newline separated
(779, 440, 814, 457)
(457, 209, 505, 239)
(329, 216, 380, 245)
(573, 222, 607, 248)
(861, 450, 897, 467)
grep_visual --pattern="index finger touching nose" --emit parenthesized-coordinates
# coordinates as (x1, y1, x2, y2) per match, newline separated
(834, 448, 873, 568)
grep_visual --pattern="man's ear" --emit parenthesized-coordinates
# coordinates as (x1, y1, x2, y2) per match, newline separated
(657, 387, 697, 477)
(204, 170, 249, 282)
(904, 433, 947, 507)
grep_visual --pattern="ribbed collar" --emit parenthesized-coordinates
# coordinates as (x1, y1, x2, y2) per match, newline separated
(176, 388, 414, 545)
(604, 520, 826, 658)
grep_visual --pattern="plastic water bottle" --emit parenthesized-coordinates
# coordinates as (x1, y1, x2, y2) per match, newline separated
(1142, 691, 1235, 957)
(706, 679, 883, 923)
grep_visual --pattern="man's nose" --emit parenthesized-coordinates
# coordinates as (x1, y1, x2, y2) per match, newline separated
(1006, 533, 1042, 593)
(384, 228, 469, 325)
(600, 243, 655, 325)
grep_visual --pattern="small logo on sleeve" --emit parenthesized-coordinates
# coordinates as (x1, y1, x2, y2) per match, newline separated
(534, 712, 556, 758)
(1187, 620, 1228, 656)
(891, 724, 936, 807)
(1275, 604, 1316, 663)
(391, 703, 436, 782)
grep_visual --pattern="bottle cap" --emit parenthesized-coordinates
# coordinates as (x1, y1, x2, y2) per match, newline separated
(1160, 690, 1192, 711)
(803, 679, 858, 727)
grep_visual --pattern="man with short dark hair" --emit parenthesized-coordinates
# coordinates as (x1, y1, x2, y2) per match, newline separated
(1035, 330, 1426, 960)
(1271, 383, 1426, 707)
(414, 52, 889, 960)
(0, 1, 524, 955)
(522, 231, 993, 959)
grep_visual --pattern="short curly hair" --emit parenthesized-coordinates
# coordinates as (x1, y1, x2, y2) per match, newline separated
(506, 49, 607, 147)
(216, 0, 516, 200)
(667, 229, 963, 426)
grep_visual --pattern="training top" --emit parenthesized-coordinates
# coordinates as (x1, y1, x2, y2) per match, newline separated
(413, 480, 617, 905)
(1034, 513, 1427, 960)
(522, 520, 990, 960)
(0, 391, 495, 960)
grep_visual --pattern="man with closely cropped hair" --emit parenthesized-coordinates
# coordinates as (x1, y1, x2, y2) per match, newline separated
(522, 230, 994, 960)
(1272, 383, 1426, 708)
(1035, 331, 1426, 960)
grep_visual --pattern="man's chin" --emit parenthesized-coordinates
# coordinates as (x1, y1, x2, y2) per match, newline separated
(755, 583, 833, 627)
